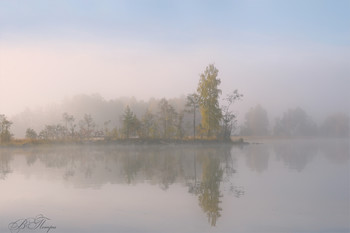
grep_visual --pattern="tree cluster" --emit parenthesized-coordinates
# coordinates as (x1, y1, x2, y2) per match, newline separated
(3, 64, 242, 142)
(0, 114, 13, 143)
(241, 105, 349, 138)
(117, 64, 242, 140)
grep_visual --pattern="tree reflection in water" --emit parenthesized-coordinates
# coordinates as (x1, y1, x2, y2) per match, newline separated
(198, 154, 223, 226)
(1, 140, 348, 228)
(187, 146, 242, 226)
(1, 144, 241, 226)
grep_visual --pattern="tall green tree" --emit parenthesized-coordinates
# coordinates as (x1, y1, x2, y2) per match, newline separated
(197, 64, 222, 137)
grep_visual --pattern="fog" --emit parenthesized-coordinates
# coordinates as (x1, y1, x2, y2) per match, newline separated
(1, 140, 349, 231)
(1, 3, 349, 232)
(0, 0, 349, 138)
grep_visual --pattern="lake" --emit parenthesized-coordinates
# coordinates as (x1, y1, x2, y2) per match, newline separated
(1, 139, 349, 233)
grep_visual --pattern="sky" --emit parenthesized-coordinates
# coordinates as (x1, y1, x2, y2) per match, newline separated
(0, 0, 349, 121)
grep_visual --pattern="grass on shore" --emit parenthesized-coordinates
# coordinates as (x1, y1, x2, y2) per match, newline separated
(0, 137, 247, 147)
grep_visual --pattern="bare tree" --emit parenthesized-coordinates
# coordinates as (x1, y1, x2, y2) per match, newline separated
(220, 90, 243, 140)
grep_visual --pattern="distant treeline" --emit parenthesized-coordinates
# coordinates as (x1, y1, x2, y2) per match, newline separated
(1, 64, 348, 143)
(1, 100, 348, 143)
(240, 105, 349, 138)
(1, 64, 242, 143)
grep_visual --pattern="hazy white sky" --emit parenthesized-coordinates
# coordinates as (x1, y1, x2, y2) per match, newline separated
(0, 0, 349, 119)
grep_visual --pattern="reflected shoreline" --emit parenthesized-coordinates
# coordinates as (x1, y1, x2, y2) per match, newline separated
(1, 139, 348, 228)
(0, 137, 249, 148)
(1, 144, 240, 226)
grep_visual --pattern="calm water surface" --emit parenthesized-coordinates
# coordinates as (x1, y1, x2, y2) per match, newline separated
(0, 139, 349, 233)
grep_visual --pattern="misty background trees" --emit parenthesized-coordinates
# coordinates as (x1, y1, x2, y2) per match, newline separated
(1, 63, 349, 142)
(241, 105, 269, 136)
(320, 113, 349, 138)
(3, 96, 349, 142)
(274, 107, 318, 137)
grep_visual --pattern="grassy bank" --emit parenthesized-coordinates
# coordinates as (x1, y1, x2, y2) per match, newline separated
(0, 137, 247, 148)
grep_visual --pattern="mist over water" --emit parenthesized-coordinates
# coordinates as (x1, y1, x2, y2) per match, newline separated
(1, 1, 349, 232)
(0, 139, 349, 232)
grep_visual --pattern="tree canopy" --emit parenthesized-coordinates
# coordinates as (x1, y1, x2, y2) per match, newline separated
(197, 64, 222, 137)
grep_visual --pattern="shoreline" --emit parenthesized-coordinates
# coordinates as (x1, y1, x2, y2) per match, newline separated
(0, 138, 248, 148)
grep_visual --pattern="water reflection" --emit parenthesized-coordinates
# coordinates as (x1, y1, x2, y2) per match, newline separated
(1, 139, 348, 229)
(0, 150, 12, 179)
(1, 145, 239, 226)
(274, 141, 318, 172)
(273, 139, 349, 172)
(320, 139, 350, 163)
(243, 145, 270, 173)
(198, 154, 223, 226)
